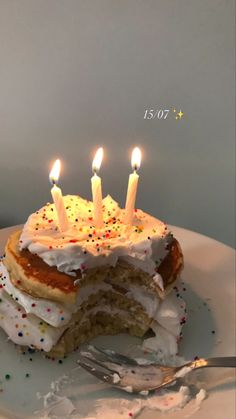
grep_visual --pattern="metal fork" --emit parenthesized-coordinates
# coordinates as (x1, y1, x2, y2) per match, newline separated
(77, 346, 236, 394)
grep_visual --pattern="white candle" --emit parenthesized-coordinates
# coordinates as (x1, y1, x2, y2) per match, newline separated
(49, 159, 69, 232)
(91, 147, 104, 228)
(124, 147, 142, 224)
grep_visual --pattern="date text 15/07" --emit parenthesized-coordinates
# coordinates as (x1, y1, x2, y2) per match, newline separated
(144, 109, 169, 119)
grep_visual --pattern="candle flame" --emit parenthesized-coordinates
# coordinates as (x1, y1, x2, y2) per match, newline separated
(92, 147, 103, 174)
(131, 147, 141, 171)
(49, 159, 61, 184)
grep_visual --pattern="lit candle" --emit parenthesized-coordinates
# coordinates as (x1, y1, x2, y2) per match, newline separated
(124, 147, 142, 224)
(49, 159, 69, 232)
(91, 147, 104, 228)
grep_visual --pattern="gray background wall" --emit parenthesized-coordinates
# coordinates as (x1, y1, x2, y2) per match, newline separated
(0, 0, 235, 247)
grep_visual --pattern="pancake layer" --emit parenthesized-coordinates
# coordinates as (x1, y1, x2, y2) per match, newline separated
(4, 230, 183, 306)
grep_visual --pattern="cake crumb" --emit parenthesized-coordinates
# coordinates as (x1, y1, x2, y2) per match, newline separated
(113, 373, 120, 384)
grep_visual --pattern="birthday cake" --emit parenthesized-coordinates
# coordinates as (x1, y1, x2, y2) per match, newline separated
(0, 194, 185, 358)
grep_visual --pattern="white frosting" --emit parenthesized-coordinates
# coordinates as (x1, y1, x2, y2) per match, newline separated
(155, 292, 184, 337)
(112, 373, 121, 384)
(0, 286, 66, 352)
(0, 261, 74, 327)
(195, 388, 207, 405)
(19, 195, 171, 277)
(139, 390, 149, 396)
(35, 375, 207, 418)
(143, 293, 186, 359)
(123, 386, 133, 393)
(35, 385, 191, 418)
(36, 392, 75, 417)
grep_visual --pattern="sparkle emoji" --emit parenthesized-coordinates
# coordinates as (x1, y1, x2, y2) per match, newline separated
(178, 110, 184, 119)
(173, 109, 184, 120)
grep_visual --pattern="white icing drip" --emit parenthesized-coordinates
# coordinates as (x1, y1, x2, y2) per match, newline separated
(0, 262, 74, 327)
(143, 293, 186, 359)
(19, 195, 171, 277)
(0, 287, 65, 351)
(155, 292, 185, 336)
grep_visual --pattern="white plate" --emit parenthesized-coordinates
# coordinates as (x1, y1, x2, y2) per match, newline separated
(0, 225, 235, 419)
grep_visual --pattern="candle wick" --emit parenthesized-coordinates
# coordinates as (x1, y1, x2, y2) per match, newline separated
(49, 175, 58, 186)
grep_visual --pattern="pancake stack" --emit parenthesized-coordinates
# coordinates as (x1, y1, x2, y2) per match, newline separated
(0, 195, 184, 358)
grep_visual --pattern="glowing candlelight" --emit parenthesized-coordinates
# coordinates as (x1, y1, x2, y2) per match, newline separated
(91, 147, 104, 228)
(124, 147, 142, 224)
(49, 159, 69, 232)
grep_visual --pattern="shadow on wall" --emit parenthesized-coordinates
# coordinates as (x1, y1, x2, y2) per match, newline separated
(0, 215, 20, 230)
(0, 166, 50, 228)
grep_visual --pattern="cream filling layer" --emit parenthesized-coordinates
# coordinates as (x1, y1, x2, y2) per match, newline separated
(1, 260, 161, 326)
(0, 288, 66, 352)
(0, 265, 185, 355)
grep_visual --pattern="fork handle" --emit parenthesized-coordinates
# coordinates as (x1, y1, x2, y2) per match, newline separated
(205, 357, 236, 368)
(194, 357, 236, 369)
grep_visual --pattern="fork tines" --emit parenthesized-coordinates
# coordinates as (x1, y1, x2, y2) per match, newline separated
(77, 355, 115, 385)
